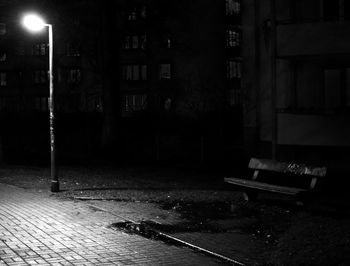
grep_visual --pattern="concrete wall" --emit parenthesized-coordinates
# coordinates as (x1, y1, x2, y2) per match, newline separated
(278, 113, 350, 146)
(278, 21, 350, 57)
(242, 0, 350, 156)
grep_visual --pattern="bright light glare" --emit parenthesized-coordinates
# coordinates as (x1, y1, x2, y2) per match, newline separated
(22, 14, 46, 32)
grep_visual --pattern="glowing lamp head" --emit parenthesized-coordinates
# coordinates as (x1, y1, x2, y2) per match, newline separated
(22, 14, 46, 32)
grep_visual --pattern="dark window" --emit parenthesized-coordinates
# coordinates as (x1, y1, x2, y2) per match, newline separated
(0, 72, 6, 86)
(122, 94, 147, 114)
(123, 34, 147, 50)
(86, 94, 103, 112)
(344, 0, 350, 20)
(132, 36, 139, 49)
(229, 89, 241, 106)
(323, 0, 340, 21)
(140, 35, 147, 49)
(159, 64, 171, 79)
(33, 70, 48, 84)
(123, 36, 130, 49)
(323, 68, 350, 109)
(122, 64, 147, 80)
(128, 8, 137, 20)
(32, 43, 48, 56)
(15, 46, 25, 56)
(35, 97, 48, 112)
(0, 52, 6, 62)
(66, 42, 80, 56)
(161, 34, 172, 49)
(0, 23, 6, 35)
(140, 5, 147, 18)
(67, 69, 81, 84)
(227, 60, 241, 79)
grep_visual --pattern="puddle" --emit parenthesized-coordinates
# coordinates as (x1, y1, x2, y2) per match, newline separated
(109, 221, 244, 265)
(109, 221, 183, 245)
(110, 220, 226, 236)
(161, 201, 259, 221)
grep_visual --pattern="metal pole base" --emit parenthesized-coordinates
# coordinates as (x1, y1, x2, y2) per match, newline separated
(51, 180, 59, 192)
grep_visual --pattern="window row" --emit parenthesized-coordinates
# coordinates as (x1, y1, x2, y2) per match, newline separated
(122, 34, 173, 50)
(122, 94, 147, 114)
(0, 96, 48, 112)
(293, 0, 350, 22)
(0, 68, 81, 86)
(121, 64, 171, 80)
(11, 43, 80, 57)
(127, 5, 147, 21)
(288, 67, 350, 111)
(122, 34, 147, 50)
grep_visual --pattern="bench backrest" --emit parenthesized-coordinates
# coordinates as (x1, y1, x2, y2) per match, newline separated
(248, 158, 327, 177)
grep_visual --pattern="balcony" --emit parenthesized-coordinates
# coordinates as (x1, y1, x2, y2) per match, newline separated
(277, 21, 350, 57)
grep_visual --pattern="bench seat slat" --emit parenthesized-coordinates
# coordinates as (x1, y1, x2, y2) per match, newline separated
(224, 177, 307, 195)
(249, 158, 327, 177)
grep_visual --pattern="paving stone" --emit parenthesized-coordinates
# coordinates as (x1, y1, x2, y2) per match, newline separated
(0, 183, 220, 265)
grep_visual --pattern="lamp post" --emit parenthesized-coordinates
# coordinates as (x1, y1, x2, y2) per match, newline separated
(22, 14, 58, 192)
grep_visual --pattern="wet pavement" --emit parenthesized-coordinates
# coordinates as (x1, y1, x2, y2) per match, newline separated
(0, 183, 226, 265)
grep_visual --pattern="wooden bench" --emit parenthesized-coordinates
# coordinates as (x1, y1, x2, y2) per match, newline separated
(224, 158, 327, 201)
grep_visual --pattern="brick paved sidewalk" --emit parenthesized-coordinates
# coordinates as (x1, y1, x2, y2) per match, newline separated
(0, 183, 222, 266)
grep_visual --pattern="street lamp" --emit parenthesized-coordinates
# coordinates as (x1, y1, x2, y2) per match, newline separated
(22, 13, 59, 192)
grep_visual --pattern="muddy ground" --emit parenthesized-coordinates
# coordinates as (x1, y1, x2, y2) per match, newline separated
(0, 165, 350, 265)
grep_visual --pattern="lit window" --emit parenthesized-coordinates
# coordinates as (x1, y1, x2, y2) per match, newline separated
(0, 73, 6, 86)
(0, 23, 6, 35)
(226, 0, 240, 16)
(159, 64, 171, 79)
(68, 69, 81, 84)
(166, 38, 171, 49)
(227, 60, 241, 79)
(226, 29, 240, 47)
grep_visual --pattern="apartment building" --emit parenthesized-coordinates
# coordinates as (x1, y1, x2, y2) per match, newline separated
(242, 0, 350, 163)
(0, 0, 242, 164)
(118, 0, 242, 118)
(116, 0, 242, 163)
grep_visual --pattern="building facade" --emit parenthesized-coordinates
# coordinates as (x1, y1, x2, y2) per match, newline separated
(242, 0, 350, 164)
(0, 0, 242, 165)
